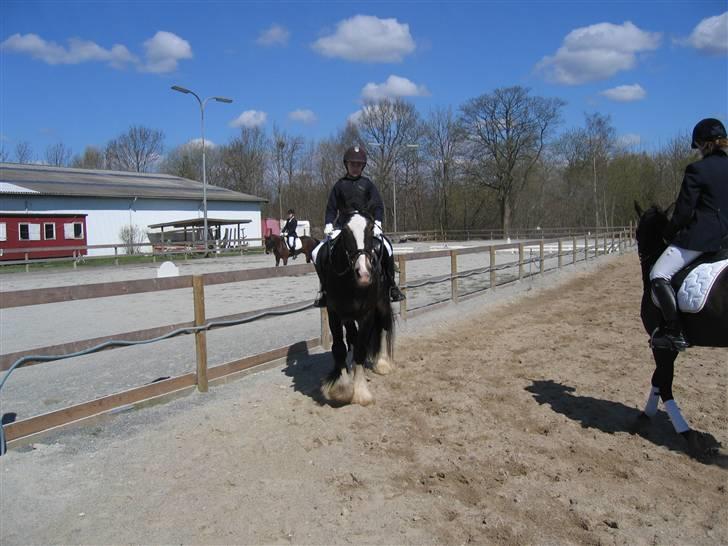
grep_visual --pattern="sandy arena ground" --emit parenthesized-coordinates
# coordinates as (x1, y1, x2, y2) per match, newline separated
(1, 252, 726, 545)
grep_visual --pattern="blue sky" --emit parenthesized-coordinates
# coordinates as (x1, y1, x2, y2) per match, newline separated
(1, 1, 726, 160)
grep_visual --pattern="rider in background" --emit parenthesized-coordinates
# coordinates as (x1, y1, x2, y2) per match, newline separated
(281, 209, 298, 258)
(313, 145, 406, 308)
(649, 117, 728, 351)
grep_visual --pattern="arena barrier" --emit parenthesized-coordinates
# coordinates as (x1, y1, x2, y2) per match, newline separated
(0, 228, 634, 452)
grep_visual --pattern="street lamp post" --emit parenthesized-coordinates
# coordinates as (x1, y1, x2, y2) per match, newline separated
(171, 85, 232, 251)
(367, 142, 418, 233)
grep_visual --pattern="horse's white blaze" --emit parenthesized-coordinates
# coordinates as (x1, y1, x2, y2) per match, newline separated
(348, 214, 367, 250)
(351, 364, 374, 406)
(355, 254, 370, 285)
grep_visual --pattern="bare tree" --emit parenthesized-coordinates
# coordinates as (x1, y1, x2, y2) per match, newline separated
(584, 113, 616, 228)
(0, 144, 8, 162)
(423, 106, 466, 234)
(357, 98, 420, 228)
(105, 125, 164, 172)
(221, 126, 268, 197)
(270, 127, 304, 220)
(71, 146, 106, 170)
(15, 141, 33, 164)
(460, 86, 564, 236)
(45, 142, 73, 166)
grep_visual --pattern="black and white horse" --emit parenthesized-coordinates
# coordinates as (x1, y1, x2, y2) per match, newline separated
(634, 203, 727, 457)
(317, 212, 394, 406)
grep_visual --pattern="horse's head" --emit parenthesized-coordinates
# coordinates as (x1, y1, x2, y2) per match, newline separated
(634, 201, 669, 266)
(339, 212, 377, 287)
(264, 234, 275, 254)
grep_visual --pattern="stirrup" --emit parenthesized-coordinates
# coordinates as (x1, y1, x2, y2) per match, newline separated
(313, 292, 327, 308)
(390, 286, 406, 302)
(650, 328, 689, 352)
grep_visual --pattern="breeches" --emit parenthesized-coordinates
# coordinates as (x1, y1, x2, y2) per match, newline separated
(649, 245, 702, 282)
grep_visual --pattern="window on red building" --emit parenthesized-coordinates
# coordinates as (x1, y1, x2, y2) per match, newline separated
(44, 223, 56, 240)
(19, 223, 41, 241)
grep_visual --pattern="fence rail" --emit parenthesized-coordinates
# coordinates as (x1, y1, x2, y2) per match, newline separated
(0, 228, 634, 448)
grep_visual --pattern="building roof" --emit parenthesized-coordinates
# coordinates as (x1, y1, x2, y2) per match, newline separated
(0, 162, 266, 203)
(148, 218, 252, 229)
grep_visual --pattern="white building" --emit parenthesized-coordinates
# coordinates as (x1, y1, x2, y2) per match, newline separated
(0, 163, 266, 256)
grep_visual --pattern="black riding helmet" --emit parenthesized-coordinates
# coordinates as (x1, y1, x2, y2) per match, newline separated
(691, 118, 727, 149)
(343, 145, 367, 167)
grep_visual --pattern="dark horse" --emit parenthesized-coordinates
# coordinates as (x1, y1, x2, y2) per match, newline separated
(264, 233, 319, 266)
(634, 203, 727, 457)
(317, 212, 394, 406)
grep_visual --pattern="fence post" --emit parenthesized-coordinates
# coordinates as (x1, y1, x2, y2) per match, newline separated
(584, 234, 589, 262)
(320, 307, 332, 348)
(558, 239, 563, 268)
(450, 250, 458, 303)
(73, 250, 77, 269)
(539, 240, 545, 275)
(603, 233, 608, 255)
(594, 232, 599, 258)
(24, 253, 29, 273)
(572, 237, 577, 265)
(518, 242, 524, 280)
(114, 246, 119, 266)
(489, 246, 496, 291)
(398, 255, 408, 321)
(192, 275, 208, 393)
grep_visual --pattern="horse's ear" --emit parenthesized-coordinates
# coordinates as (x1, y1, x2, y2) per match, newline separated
(634, 201, 644, 218)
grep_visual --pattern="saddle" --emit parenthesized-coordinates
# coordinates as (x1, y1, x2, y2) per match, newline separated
(671, 247, 728, 314)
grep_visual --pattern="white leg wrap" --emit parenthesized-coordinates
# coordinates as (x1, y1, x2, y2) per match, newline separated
(643, 386, 660, 417)
(664, 399, 690, 433)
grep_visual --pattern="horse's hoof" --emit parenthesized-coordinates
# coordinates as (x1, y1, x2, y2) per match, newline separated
(629, 412, 652, 435)
(683, 430, 721, 459)
(372, 357, 393, 375)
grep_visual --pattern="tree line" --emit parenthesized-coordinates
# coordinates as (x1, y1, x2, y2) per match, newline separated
(1, 86, 696, 236)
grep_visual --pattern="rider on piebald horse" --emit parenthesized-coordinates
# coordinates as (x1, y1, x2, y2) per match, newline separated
(648, 118, 728, 352)
(312, 145, 406, 308)
(281, 208, 299, 259)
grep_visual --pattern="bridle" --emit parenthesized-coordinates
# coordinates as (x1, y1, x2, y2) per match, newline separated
(330, 213, 380, 277)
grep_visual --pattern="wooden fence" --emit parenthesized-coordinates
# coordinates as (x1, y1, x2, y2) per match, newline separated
(0, 228, 634, 445)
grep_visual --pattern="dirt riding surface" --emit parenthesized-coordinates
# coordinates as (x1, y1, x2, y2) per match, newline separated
(2, 253, 726, 545)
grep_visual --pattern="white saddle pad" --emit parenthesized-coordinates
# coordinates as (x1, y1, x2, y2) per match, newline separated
(677, 259, 728, 313)
(287, 238, 303, 251)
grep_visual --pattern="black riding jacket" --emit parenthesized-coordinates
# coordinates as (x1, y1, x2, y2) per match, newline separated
(325, 175, 384, 227)
(281, 217, 298, 238)
(665, 150, 728, 252)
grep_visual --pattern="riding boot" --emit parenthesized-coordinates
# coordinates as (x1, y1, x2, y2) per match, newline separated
(650, 278, 689, 351)
(384, 252, 406, 302)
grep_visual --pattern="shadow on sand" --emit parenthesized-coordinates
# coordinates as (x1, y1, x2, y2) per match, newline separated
(281, 341, 338, 406)
(525, 379, 727, 467)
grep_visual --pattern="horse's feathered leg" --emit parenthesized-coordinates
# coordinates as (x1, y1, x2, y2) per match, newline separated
(351, 364, 373, 406)
(321, 311, 354, 404)
(372, 302, 394, 375)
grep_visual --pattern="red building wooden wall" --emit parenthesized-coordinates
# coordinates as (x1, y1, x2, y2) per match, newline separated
(0, 213, 88, 260)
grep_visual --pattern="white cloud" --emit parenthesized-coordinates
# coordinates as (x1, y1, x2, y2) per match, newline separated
(312, 15, 415, 62)
(257, 24, 290, 46)
(537, 21, 661, 85)
(230, 110, 267, 128)
(347, 109, 364, 125)
(186, 138, 216, 149)
(0, 31, 194, 73)
(361, 75, 430, 100)
(617, 133, 641, 148)
(141, 31, 193, 73)
(684, 11, 728, 55)
(289, 109, 317, 124)
(600, 83, 646, 102)
(0, 33, 137, 67)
